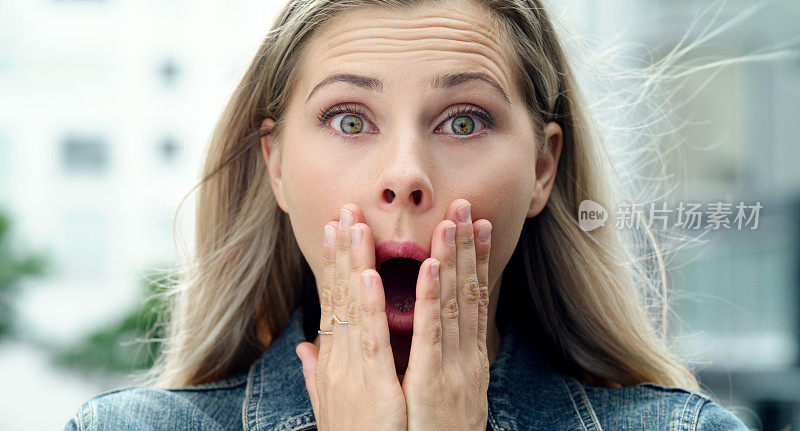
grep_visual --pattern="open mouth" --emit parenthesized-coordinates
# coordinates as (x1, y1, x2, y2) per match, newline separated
(377, 257, 422, 313)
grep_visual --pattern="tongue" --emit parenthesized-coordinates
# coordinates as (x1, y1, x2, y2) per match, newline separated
(378, 258, 419, 313)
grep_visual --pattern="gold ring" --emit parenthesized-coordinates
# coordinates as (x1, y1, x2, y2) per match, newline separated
(331, 314, 350, 325)
(318, 313, 350, 335)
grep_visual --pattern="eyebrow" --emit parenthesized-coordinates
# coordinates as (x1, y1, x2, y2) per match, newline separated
(305, 72, 510, 103)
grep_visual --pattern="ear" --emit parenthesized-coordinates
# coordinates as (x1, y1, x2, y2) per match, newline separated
(259, 117, 289, 213)
(527, 121, 563, 218)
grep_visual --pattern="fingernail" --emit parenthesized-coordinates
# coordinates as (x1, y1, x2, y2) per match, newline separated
(324, 225, 336, 246)
(340, 208, 354, 229)
(430, 261, 440, 280)
(445, 223, 456, 243)
(350, 226, 362, 246)
(457, 203, 471, 224)
(478, 224, 492, 243)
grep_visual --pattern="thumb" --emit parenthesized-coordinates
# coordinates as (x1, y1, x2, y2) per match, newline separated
(296, 342, 320, 413)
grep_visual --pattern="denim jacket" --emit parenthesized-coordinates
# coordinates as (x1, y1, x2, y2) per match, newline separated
(64, 303, 748, 430)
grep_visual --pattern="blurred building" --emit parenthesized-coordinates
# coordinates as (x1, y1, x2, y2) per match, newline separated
(0, 1, 283, 429)
(0, 0, 284, 340)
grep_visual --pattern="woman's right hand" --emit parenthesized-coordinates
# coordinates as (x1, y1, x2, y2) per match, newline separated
(295, 203, 407, 431)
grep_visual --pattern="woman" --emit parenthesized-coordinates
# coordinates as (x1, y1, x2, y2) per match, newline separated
(65, 0, 749, 429)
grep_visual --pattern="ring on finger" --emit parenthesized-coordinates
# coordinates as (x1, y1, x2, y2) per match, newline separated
(331, 313, 350, 326)
(317, 313, 350, 335)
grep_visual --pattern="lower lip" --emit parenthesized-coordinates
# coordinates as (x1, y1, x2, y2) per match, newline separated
(385, 302, 414, 334)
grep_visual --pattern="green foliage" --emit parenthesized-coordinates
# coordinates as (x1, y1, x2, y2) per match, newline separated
(0, 209, 49, 338)
(52, 268, 177, 375)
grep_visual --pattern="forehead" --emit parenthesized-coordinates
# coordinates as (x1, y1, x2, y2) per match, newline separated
(295, 0, 518, 103)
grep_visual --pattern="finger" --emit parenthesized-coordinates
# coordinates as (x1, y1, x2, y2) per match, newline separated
(333, 206, 356, 363)
(296, 342, 320, 422)
(436, 217, 459, 367)
(348, 221, 376, 366)
(360, 269, 398, 382)
(319, 221, 338, 361)
(408, 257, 443, 379)
(451, 200, 480, 353)
(473, 221, 492, 354)
(322, 203, 366, 352)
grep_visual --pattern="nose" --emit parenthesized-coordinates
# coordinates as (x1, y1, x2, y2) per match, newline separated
(374, 133, 434, 212)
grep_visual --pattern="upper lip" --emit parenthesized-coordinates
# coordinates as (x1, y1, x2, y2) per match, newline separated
(375, 240, 430, 271)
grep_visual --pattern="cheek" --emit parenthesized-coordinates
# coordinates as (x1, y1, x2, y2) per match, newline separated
(469, 157, 534, 295)
(280, 143, 345, 278)
(281, 138, 373, 282)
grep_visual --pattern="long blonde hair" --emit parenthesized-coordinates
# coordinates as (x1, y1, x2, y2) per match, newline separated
(136, 0, 730, 392)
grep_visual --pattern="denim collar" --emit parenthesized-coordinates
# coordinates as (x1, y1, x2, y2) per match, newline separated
(243, 304, 588, 431)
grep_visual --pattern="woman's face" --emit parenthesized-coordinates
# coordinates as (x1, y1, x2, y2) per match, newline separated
(261, 0, 562, 322)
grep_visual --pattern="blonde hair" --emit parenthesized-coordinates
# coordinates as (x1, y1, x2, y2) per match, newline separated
(132, 0, 779, 393)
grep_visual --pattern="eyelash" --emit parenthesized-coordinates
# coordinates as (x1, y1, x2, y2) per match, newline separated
(316, 103, 496, 142)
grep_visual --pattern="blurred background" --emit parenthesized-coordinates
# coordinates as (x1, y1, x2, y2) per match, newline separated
(0, 0, 797, 429)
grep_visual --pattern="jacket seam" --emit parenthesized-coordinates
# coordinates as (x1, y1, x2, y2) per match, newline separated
(576, 379, 604, 430)
(84, 398, 96, 431)
(561, 376, 588, 430)
(285, 413, 316, 431)
(560, 375, 604, 431)
(678, 393, 705, 431)
(173, 374, 249, 391)
(640, 382, 714, 403)
(86, 385, 139, 400)
(74, 400, 89, 431)
(243, 364, 259, 431)
(290, 422, 317, 431)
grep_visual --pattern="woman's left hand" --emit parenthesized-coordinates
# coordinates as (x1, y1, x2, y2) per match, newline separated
(402, 198, 492, 431)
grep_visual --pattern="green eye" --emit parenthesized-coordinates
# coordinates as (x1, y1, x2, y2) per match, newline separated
(338, 114, 363, 134)
(451, 116, 475, 135)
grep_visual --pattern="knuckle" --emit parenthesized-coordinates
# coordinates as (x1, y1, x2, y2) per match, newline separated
(361, 286, 379, 315)
(442, 297, 459, 321)
(361, 334, 381, 358)
(336, 233, 349, 252)
(322, 248, 336, 265)
(477, 253, 490, 268)
(350, 254, 361, 272)
(333, 280, 348, 304)
(477, 338, 488, 356)
(478, 284, 489, 306)
(478, 315, 488, 337)
(361, 293, 376, 315)
(463, 279, 480, 304)
(424, 279, 440, 301)
(457, 232, 474, 247)
(427, 321, 443, 345)
(469, 361, 489, 386)
(346, 300, 361, 327)
(320, 288, 334, 311)
(447, 250, 457, 267)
